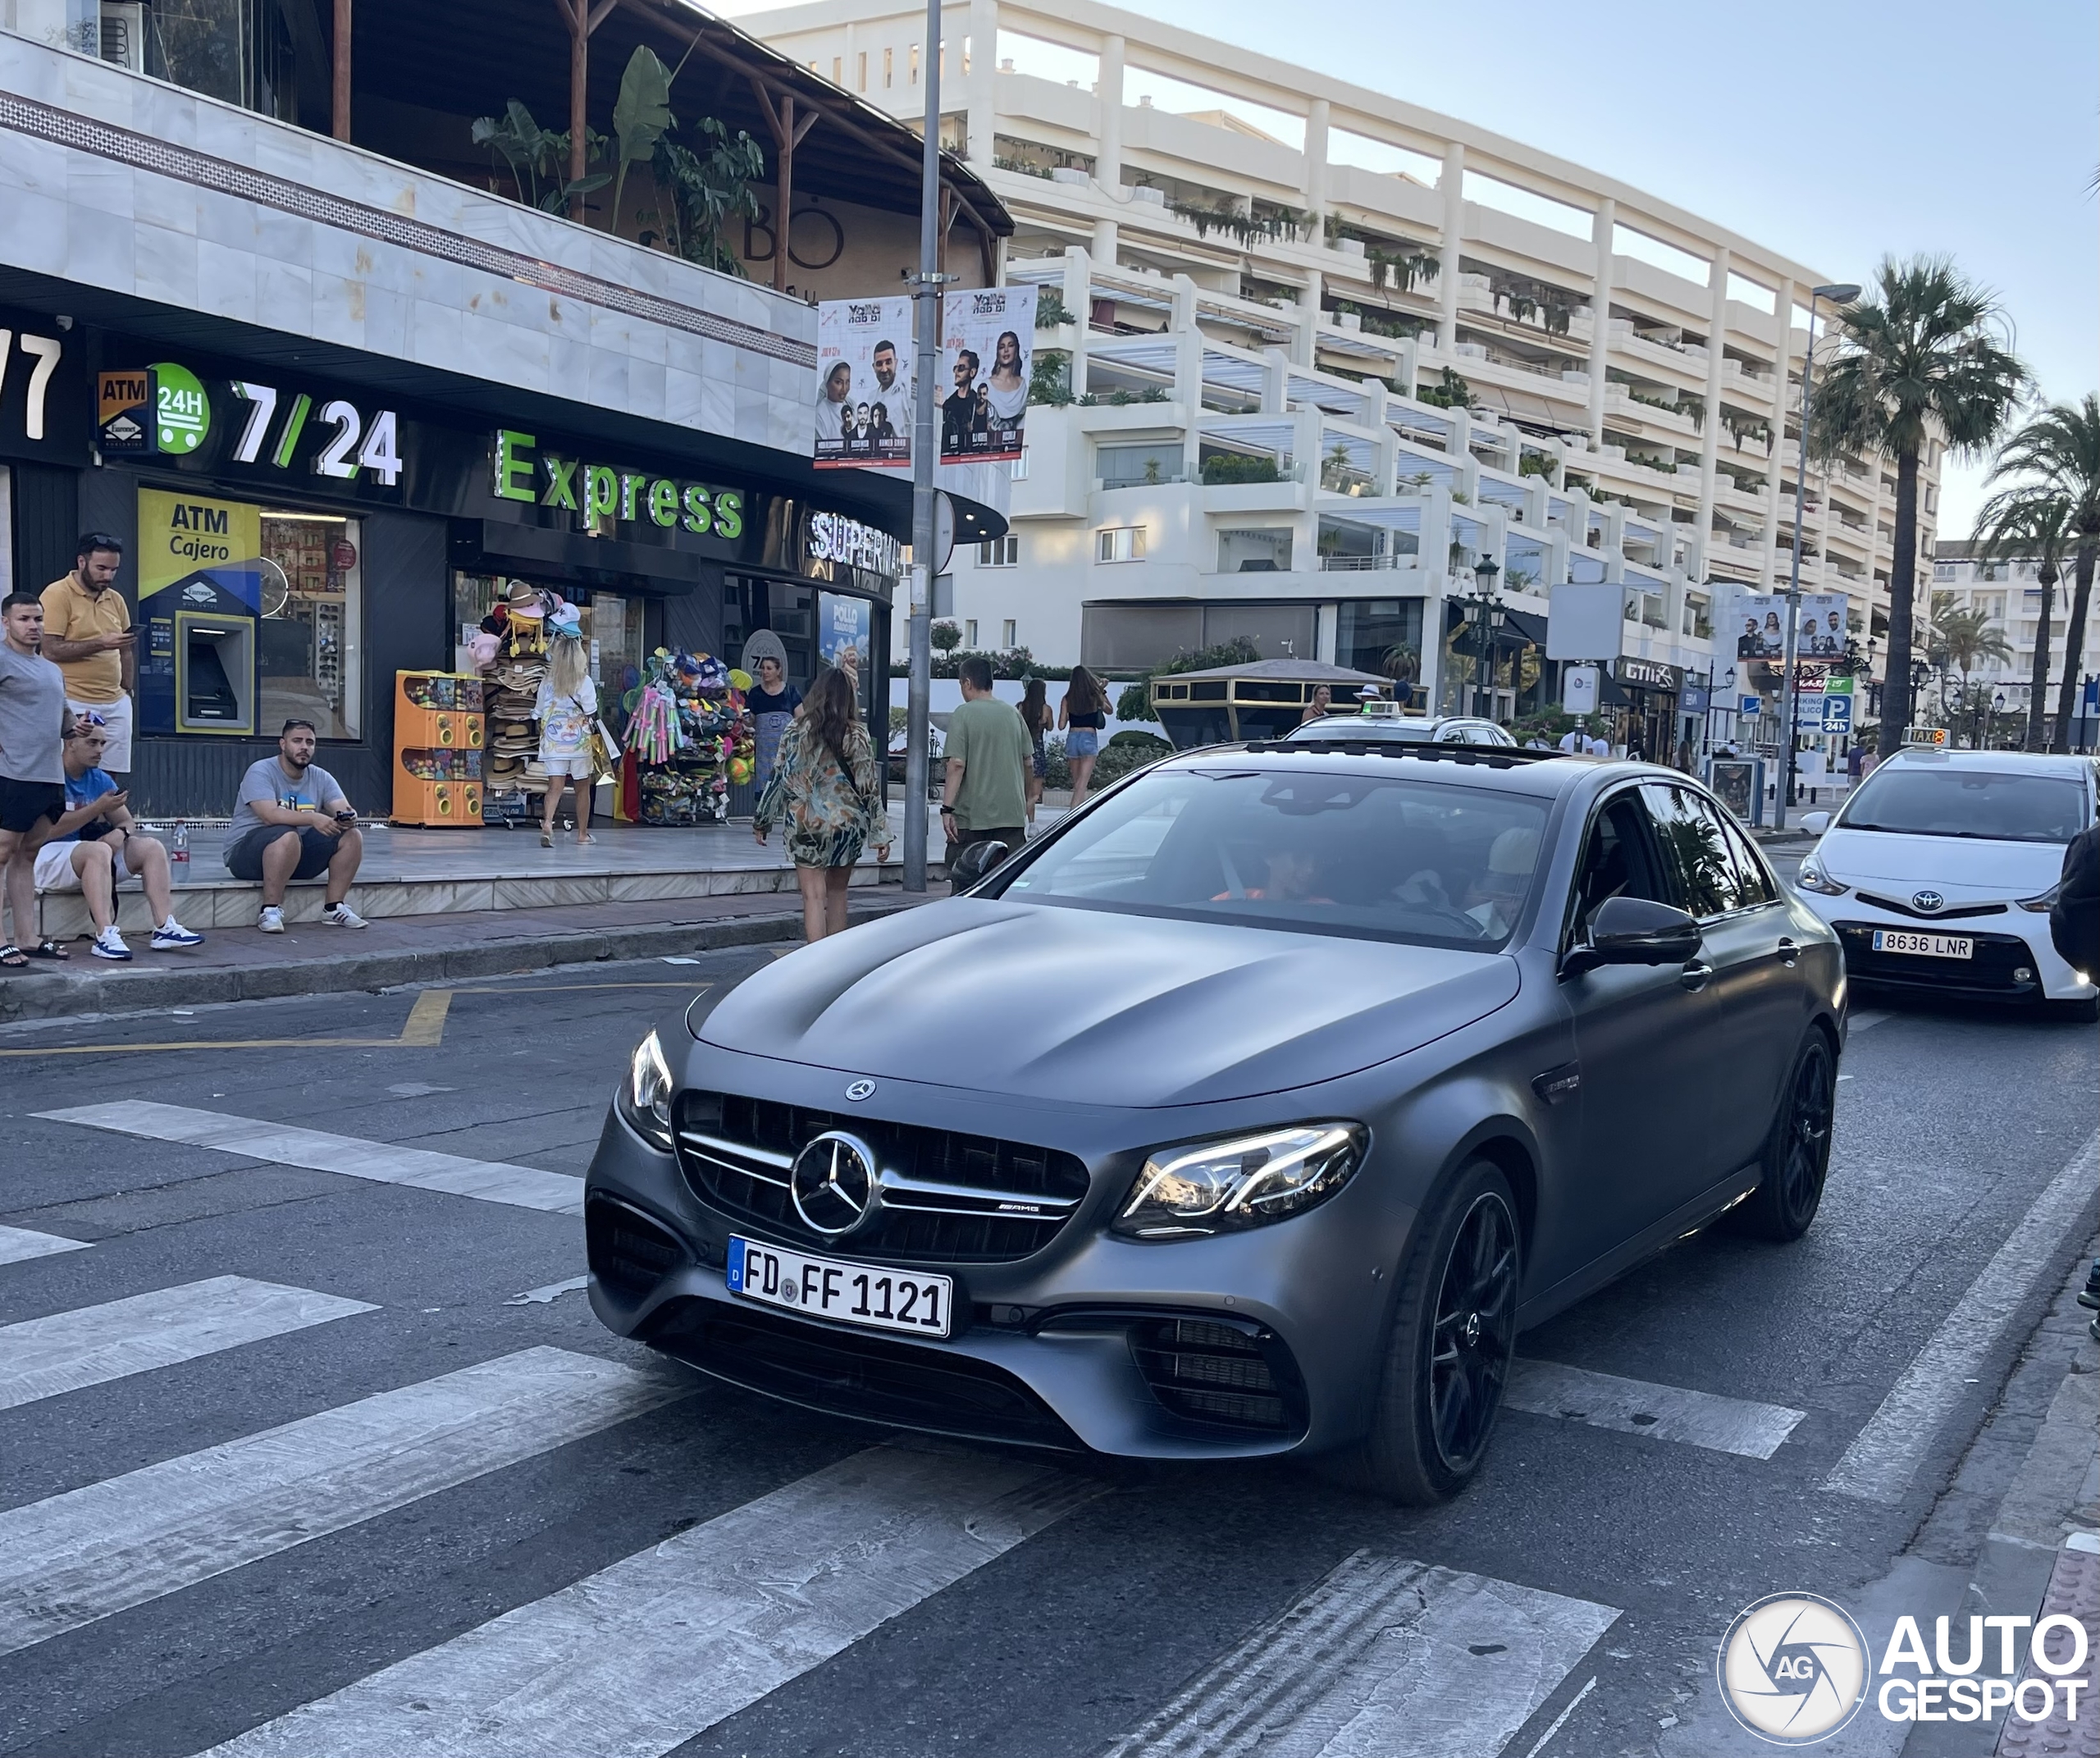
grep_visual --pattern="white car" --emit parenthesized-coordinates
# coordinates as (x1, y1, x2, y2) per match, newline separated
(1794, 747, 2098, 1014)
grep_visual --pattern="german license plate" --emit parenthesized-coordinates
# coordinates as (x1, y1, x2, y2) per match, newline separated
(1872, 929, 1973, 960)
(726, 1236, 953, 1339)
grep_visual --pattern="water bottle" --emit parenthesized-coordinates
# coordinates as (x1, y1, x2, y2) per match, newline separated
(171, 821, 189, 884)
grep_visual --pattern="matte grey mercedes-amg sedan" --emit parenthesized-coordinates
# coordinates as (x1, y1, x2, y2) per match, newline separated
(586, 742, 1846, 1502)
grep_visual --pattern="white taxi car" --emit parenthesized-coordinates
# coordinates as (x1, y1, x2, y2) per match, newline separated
(1794, 747, 2098, 1014)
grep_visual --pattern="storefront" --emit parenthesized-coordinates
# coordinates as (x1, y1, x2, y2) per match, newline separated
(63, 335, 902, 818)
(1605, 655, 1685, 763)
(0, 304, 93, 598)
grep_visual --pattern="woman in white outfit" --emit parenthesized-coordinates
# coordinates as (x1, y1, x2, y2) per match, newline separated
(536, 614, 599, 847)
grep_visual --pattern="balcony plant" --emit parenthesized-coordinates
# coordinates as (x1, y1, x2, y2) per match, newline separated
(1033, 289, 1075, 328)
(1030, 351, 1074, 406)
(1417, 368, 1472, 409)
(471, 101, 609, 214)
(1201, 452, 1282, 486)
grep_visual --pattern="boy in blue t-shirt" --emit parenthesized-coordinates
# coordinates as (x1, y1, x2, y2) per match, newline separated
(34, 718, 204, 959)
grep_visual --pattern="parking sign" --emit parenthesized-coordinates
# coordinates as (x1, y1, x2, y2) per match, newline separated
(1820, 694, 1853, 733)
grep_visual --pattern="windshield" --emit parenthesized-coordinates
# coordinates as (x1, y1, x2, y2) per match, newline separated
(1838, 767, 2089, 843)
(991, 767, 1550, 947)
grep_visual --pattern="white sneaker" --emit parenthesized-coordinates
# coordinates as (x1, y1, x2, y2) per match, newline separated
(322, 903, 368, 929)
(91, 926, 132, 961)
(258, 906, 285, 934)
(151, 919, 205, 950)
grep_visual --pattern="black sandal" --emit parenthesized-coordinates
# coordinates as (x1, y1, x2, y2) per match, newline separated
(0, 945, 24, 970)
(21, 939, 71, 961)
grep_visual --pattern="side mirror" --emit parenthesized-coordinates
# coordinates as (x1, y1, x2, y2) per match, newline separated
(1799, 810, 1832, 835)
(1562, 894, 1703, 977)
(948, 838, 1012, 889)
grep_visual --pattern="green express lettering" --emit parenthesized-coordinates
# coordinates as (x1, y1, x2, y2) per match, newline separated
(619, 473, 647, 522)
(713, 490, 743, 541)
(583, 465, 619, 523)
(681, 485, 713, 534)
(648, 479, 679, 527)
(541, 454, 579, 510)
(494, 429, 536, 502)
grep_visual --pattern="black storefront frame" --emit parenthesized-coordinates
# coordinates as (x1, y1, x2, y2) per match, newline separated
(65, 331, 903, 818)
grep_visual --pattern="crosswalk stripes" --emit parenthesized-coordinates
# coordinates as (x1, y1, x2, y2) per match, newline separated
(187, 1442, 1105, 1758)
(1504, 1358, 1806, 1459)
(0, 1224, 91, 1266)
(35, 1101, 586, 1216)
(0, 1346, 695, 1657)
(1101, 1550, 1620, 1758)
(0, 1275, 375, 1412)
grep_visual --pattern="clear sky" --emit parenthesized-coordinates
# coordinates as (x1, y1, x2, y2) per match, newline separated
(724, 0, 2098, 533)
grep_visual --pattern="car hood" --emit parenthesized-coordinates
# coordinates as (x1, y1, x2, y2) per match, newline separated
(1815, 828, 2065, 896)
(698, 900, 1520, 1107)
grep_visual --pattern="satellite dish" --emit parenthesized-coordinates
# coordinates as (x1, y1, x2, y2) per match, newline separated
(257, 557, 290, 619)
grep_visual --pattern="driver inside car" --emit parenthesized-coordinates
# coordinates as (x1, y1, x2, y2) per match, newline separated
(1462, 826, 1541, 939)
(1214, 846, 1338, 904)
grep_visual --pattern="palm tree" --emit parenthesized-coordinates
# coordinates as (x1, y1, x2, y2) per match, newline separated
(1809, 258, 2029, 756)
(1984, 396, 2100, 752)
(1972, 479, 2076, 749)
(1928, 592, 2016, 745)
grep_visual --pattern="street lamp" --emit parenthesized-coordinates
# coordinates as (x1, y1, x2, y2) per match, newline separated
(1774, 281, 1861, 830)
(1468, 555, 1504, 719)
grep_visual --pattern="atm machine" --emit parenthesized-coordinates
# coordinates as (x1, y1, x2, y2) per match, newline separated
(140, 568, 260, 738)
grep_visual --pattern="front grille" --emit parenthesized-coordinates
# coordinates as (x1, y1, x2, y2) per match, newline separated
(1835, 923, 2041, 994)
(587, 1197, 687, 1299)
(651, 1298, 1081, 1449)
(1128, 1317, 1306, 1434)
(1856, 893, 2009, 923)
(673, 1091, 1089, 1263)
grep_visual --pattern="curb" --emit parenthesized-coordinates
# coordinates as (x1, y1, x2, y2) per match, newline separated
(0, 895, 922, 1027)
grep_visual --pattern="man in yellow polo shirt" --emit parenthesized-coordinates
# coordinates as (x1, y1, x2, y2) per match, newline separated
(40, 533, 135, 776)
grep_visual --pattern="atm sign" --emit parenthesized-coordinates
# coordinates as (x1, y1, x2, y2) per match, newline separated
(98, 368, 155, 455)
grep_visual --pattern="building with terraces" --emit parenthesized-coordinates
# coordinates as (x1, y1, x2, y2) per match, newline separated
(746, 0, 1938, 742)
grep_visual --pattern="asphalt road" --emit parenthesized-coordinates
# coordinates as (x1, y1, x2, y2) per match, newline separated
(0, 898, 2094, 1758)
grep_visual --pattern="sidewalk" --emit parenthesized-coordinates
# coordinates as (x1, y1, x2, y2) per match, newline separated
(0, 883, 932, 1026)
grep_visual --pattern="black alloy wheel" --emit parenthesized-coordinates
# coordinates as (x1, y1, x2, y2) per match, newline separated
(1428, 1190, 1520, 1474)
(1730, 1033, 1837, 1242)
(1331, 1159, 1521, 1505)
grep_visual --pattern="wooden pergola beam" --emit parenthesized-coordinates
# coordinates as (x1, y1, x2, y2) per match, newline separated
(331, 0, 351, 140)
(554, 0, 620, 218)
(751, 78, 819, 294)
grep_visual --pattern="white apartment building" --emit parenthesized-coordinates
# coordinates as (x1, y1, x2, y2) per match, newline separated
(744, 0, 1939, 739)
(1930, 541, 2100, 717)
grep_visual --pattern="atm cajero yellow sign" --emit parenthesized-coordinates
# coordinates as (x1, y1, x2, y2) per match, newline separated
(137, 489, 261, 596)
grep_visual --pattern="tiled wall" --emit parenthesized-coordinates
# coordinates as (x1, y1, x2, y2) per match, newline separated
(0, 33, 816, 459)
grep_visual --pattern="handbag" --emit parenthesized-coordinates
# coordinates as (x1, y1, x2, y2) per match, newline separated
(586, 719, 620, 780)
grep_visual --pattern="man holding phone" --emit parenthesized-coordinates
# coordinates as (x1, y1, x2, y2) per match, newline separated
(40, 534, 136, 777)
(35, 716, 203, 959)
(224, 719, 368, 932)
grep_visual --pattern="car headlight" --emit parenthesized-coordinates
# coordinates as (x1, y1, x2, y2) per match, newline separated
(2016, 881, 2060, 914)
(1796, 859, 1848, 897)
(618, 1030, 676, 1152)
(1115, 1123, 1367, 1240)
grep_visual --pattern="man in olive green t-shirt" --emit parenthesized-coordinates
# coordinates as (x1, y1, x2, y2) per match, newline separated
(940, 656, 1032, 885)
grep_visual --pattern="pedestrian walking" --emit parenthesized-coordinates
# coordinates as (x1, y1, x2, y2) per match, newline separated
(1019, 677, 1052, 826)
(1059, 664, 1111, 807)
(224, 719, 368, 932)
(745, 636, 802, 796)
(2050, 824, 2098, 983)
(39, 533, 136, 776)
(0, 591, 73, 967)
(1558, 720, 1585, 755)
(753, 666, 891, 942)
(536, 613, 600, 847)
(35, 716, 203, 959)
(1585, 726, 1611, 757)
(943, 655, 1031, 885)
(1299, 684, 1332, 725)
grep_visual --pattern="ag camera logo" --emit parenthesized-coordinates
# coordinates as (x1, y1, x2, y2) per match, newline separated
(1719, 1593, 1869, 1744)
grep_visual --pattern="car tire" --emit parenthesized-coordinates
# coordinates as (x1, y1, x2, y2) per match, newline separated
(1331, 1159, 1521, 1505)
(1728, 1031, 1837, 1243)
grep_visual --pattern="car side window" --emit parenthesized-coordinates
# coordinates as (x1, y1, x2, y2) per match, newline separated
(1640, 784, 1747, 918)
(1568, 791, 1671, 938)
(1715, 812, 1777, 906)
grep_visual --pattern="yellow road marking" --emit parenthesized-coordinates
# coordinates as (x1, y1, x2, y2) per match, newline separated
(0, 981, 707, 1057)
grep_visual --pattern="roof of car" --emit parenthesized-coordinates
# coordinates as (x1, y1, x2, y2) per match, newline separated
(1165, 740, 1654, 797)
(1881, 748, 2096, 779)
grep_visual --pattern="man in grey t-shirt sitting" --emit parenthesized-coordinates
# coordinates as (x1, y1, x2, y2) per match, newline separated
(224, 719, 368, 933)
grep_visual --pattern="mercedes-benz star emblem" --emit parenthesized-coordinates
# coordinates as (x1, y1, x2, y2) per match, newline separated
(1912, 890, 1945, 913)
(844, 1079, 877, 1102)
(790, 1131, 879, 1237)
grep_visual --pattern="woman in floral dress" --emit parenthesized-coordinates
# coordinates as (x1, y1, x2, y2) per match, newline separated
(753, 667, 891, 941)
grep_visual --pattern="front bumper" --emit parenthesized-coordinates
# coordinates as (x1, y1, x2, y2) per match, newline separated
(1801, 893, 2089, 1002)
(582, 1082, 1414, 1461)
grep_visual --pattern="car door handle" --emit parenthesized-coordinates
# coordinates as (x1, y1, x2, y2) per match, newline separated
(1776, 937, 1800, 968)
(1680, 961, 1714, 992)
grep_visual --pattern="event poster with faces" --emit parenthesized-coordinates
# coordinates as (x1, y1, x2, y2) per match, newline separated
(1726, 589, 1851, 664)
(815, 286, 1038, 470)
(814, 295, 915, 470)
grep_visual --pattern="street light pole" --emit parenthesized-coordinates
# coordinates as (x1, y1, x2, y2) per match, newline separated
(1774, 281, 1859, 833)
(900, 0, 943, 893)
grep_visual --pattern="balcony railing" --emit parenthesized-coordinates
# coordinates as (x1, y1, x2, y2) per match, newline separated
(1317, 553, 1406, 571)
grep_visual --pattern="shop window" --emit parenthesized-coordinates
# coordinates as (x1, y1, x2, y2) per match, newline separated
(258, 511, 362, 739)
(1337, 600, 1423, 695)
(978, 535, 1019, 568)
